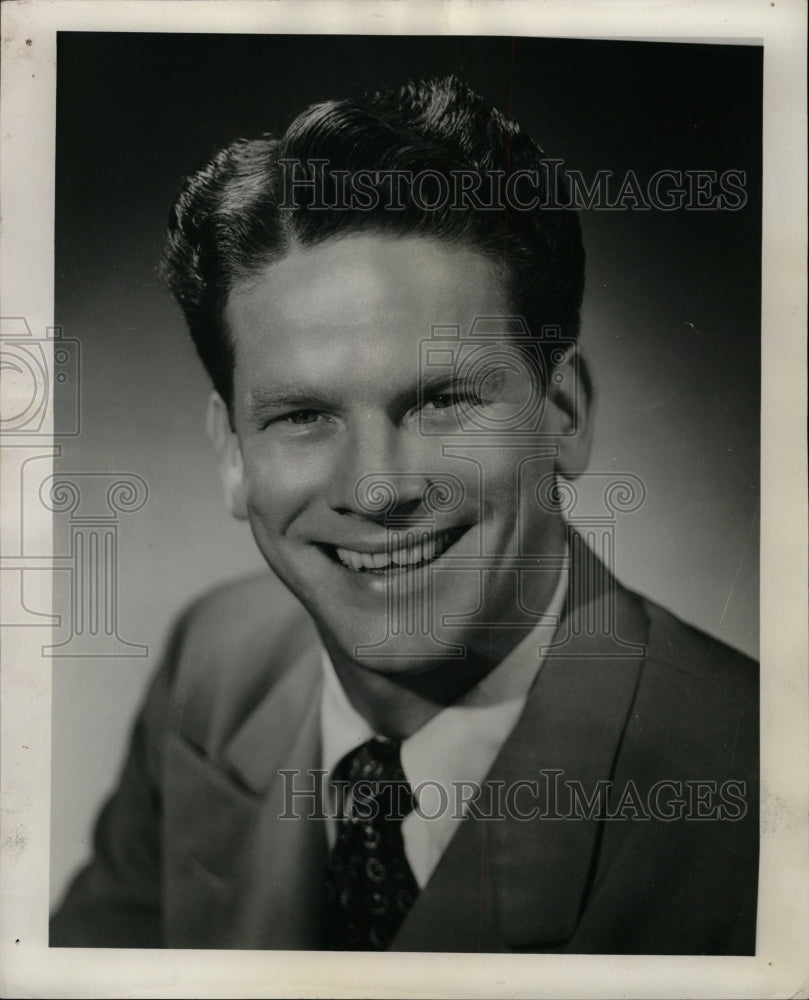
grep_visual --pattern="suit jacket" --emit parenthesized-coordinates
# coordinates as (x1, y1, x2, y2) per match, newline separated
(50, 549, 759, 954)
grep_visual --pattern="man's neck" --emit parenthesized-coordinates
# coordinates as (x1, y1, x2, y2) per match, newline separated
(321, 562, 565, 741)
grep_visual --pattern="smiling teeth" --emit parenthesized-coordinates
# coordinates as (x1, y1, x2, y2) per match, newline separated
(335, 532, 453, 572)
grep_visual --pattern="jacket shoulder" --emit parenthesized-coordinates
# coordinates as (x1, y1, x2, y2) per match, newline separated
(624, 592, 758, 779)
(640, 594, 757, 691)
(179, 570, 314, 655)
(161, 571, 318, 749)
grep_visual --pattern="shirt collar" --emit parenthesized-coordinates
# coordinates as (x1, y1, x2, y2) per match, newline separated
(320, 642, 376, 779)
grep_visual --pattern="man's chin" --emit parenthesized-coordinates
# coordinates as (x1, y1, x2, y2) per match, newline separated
(317, 618, 470, 675)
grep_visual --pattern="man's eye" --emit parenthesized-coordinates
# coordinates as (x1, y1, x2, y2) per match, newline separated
(428, 394, 457, 410)
(283, 410, 322, 425)
(258, 409, 337, 435)
(424, 392, 481, 411)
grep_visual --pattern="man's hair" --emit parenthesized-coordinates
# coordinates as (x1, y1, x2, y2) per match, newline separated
(160, 75, 585, 409)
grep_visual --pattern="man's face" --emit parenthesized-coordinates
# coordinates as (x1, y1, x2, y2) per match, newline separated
(224, 233, 575, 674)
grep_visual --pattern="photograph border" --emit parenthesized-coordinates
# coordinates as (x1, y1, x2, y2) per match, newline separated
(1, 1, 807, 998)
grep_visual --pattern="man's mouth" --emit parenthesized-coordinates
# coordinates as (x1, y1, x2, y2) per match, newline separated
(328, 526, 468, 574)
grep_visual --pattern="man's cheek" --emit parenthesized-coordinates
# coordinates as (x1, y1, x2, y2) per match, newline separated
(243, 451, 325, 516)
(477, 460, 522, 516)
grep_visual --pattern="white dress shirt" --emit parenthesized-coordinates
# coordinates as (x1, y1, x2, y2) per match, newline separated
(319, 561, 568, 889)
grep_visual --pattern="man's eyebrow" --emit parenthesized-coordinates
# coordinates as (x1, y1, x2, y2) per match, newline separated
(244, 385, 339, 419)
(391, 372, 479, 412)
(416, 372, 469, 397)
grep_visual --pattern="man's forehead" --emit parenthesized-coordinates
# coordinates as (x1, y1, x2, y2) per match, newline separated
(225, 233, 505, 328)
(224, 233, 514, 397)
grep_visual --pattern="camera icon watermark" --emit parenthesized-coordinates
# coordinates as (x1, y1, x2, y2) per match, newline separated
(0, 317, 80, 436)
(1, 317, 149, 656)
(418, 316, 578, 437)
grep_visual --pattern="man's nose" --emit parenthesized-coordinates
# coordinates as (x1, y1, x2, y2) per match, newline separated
(325, 419, 428, 522)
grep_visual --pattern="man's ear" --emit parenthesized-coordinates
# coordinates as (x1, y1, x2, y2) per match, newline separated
(547, 345, 595, 480)
(205, 392, 249, 521)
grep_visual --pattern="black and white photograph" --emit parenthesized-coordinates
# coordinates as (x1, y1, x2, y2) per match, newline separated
(1, 2, 807, 998)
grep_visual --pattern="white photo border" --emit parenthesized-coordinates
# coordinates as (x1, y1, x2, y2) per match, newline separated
(1, 1, 807, 997)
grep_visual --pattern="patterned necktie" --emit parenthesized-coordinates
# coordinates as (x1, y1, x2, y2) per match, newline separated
(323, 736, 419, 950)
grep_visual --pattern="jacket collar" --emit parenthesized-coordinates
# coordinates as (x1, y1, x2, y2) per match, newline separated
(223, 640, 323, 795)
(487, 594, 648, 948)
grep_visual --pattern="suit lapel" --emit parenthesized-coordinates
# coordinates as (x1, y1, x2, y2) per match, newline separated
(223, 643, 322, 794)
(489, 595, 647, 949)
(165, 643, 328, 949)
(395, 557, 649, 952)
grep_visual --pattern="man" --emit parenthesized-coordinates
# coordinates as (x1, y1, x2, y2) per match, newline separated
(50, 76, 758, 954)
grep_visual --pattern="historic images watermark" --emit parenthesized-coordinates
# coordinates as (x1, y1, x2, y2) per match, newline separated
(278, 158, 748, 212)
(278, 769, 749, 823)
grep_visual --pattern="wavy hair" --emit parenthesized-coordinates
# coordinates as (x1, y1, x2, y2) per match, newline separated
(160, 75, 584, 407)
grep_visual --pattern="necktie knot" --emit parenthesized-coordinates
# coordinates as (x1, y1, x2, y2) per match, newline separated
(336, 737, 415, 825)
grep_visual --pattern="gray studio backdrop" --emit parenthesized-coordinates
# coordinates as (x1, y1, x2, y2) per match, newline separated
(50, 34, 761, 905)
